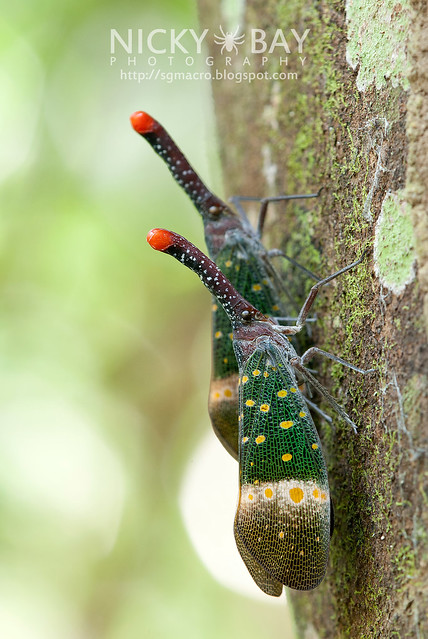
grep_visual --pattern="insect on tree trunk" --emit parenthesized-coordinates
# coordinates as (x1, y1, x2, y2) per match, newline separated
(197, 0, 428, 637)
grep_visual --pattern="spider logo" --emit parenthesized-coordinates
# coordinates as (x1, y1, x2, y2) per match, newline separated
(214, 25, 245, 55)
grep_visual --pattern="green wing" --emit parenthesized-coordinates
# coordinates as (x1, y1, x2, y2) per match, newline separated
(234, 341, 331, 591)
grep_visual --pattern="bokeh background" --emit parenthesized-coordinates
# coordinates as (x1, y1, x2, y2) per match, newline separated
(1, 1, 295, 637)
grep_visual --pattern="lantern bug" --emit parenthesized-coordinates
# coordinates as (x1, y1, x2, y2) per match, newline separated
(130, 110, 320, 460)
(147, 228, 374, 594)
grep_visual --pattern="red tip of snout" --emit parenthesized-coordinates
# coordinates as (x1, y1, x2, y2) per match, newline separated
(147, 228, 175, 251)
(130, 111, 156, 134)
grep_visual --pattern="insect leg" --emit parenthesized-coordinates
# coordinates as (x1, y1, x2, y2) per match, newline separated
(294, 251, 369, 331)
(291, 358, 358, 433)
(274, 316, 317, 323)
(256, 192, 321, 238)
(228, 196, 253, 224)
(268, 248, 321, 282)
(304, 397, 333, 424)
(300, 347, 375, 375)
(228, 192, 320, 236)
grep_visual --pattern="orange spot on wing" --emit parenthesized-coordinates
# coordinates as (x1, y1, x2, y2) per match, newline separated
(289, 487, 304, 504)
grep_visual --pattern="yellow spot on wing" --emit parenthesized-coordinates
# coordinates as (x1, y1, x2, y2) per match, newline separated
(265, 488, 273, 498)
(282, 453, 292, 461)
(312, 443, 319, 450)
(290, 387, 297, 393)
(224, 388, 232, 397)
(279, 531, 284, 539)
(280, 421, 293, 429)
(260, 404, 270, 412)
(252, 369, 261, 376)
(248, 494, 253, 500)
(277, 390, 287, 398)
(242, 376, 249, 383)
(245, 399, 255, 407)
(255, 435, 266, 444)
(225, 260, 232, 267)
(214, 331, 222, 339)
(289, 487, 304, 504)
(272, 304, 280, 312)
(313, 489, 320, 499)
(223, 358, 228, 364)
(299, 411, 307, 417)
(252, 284, 262, 291)
(212, 304, 218, 312)
(263, 371, 269, 378)
(242, 436, 249, 443)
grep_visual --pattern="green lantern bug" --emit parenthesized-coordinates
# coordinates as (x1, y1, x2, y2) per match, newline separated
(147, 228, 374, 595)
(130, 110, 320, 460)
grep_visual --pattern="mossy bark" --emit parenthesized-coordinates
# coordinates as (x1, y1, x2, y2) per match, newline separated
(198, 0, 427, 637)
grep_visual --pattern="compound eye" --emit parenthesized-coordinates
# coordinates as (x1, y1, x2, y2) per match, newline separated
(241, 310, 252, 322)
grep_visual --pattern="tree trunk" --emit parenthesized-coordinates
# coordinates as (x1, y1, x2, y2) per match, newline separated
(198, 1, 427, 637)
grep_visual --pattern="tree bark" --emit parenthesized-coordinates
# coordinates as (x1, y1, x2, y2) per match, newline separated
(198, 1, 427, 637)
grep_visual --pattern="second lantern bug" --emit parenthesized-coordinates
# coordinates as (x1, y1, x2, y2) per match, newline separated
(130, 110, 320, 459)
(147, 228, 374, 596)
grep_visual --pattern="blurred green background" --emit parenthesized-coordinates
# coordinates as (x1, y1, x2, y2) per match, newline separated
(0, 1, 295, 637)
